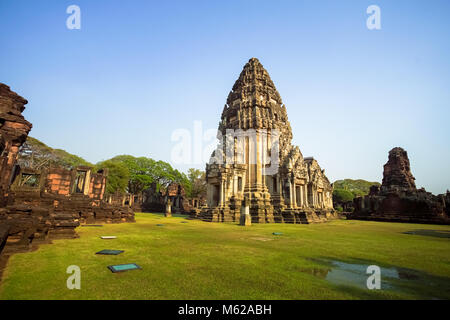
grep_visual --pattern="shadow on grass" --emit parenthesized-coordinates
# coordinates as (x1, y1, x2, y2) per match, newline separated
(403, 229, 450, 239)
(139, 212, 190, 219)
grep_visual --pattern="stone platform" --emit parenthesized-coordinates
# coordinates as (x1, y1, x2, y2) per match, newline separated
(195, 207, 339, 224)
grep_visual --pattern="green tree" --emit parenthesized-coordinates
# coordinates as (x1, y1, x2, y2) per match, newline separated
(333, 179, 380, 197)
(186, 168, 206, 198)
(109, 155, 155, 194)
(18, 136, 92, 169)
(95, 160, 130, 194)
(108, 155, 190, 194)
(332, 189, 354, 203)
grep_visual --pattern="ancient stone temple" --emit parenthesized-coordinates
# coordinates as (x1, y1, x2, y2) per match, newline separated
(350, 147, 450, 224)
(197, 58, 336, 223)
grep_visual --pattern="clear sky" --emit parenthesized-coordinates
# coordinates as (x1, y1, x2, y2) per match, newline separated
(1, 0, 449, 194)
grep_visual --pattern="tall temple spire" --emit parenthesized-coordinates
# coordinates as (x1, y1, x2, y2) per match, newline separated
(200, 58, 336, 224)
(227, 57, 282, 108)
(221, 58, 292, 148)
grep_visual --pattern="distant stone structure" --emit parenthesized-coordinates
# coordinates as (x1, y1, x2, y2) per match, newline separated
(381, 147, 416, 191)
(141, 182, 191, 214)
(165, 183, 190, 213)
(350, 147, 449, 224)
(198, 58, 337, 223)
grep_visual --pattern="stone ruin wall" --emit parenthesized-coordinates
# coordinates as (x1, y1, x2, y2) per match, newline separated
(350, 147, 450, 224)
(140, 182, 192, 214)
(1, 165, 135, 251)
(0, 84, 32, 207)
(0, 83, 135, 256)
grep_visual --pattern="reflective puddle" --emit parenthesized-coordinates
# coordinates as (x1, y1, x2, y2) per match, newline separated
(304, 258, 450, 299)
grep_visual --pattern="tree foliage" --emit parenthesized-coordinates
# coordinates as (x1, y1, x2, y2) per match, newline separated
(18, 136, 92, 169)
(186, 168, 206, 199)
(333, 179, 380, 196)
(94, 160, 130, 194)
(18, 138, 193, 197)
(107, 155, 190, 194)
(332, 189, 355, 203)
(332, 179, 381, 204)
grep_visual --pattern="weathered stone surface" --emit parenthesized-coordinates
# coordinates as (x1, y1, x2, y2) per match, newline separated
(381, 147, 416, 192)
(350, 147, 449, 225)
(239, 197, 251, 226)
(0, 224, 9, 255)
(140, 182, 191, 214)
(0, 84, 32, 207)
(197, 58, 336, 224)
(165, 199, 172, 217)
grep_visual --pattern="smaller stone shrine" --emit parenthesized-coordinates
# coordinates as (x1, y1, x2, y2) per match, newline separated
(350, 147, 449, 224)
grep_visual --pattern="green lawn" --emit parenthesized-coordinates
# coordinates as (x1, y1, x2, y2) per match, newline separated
(1, 213, 449, 300)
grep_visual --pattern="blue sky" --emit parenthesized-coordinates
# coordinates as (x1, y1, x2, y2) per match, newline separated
(0, 0, 449, 194)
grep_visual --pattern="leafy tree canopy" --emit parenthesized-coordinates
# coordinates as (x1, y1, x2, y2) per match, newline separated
(333, 179, 380, 195)
(332, 189, 355, 203)
(94, 160, 130, 194)
(18, 136, 92, 169)
(186, 168, 206, 199)
(107, 155, 190, 194)
(332, 179, 381, 204)
(18, 138, 193, 197)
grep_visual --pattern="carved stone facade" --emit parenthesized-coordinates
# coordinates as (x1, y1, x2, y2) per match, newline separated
(198, 58, 336, 223)
(350, 147, 450, 224)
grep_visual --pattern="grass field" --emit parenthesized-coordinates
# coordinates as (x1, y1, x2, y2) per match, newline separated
(1, 213, 449, 300)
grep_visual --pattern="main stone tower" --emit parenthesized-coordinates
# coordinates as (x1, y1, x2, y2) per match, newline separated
(198, 58, 336, 223)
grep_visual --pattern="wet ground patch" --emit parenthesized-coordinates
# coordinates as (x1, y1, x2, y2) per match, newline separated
(303, 257, 450, 299)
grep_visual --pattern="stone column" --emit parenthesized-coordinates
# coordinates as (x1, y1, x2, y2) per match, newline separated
(165, 199, 172, 217)
(289, 180, 294, 209)
(240, 197, 251, 226)
(304, 185, 309, 207)
(292, 182, 297, 208)
(256, 130, 262, 188)
(223, 179, 227, 206)
(278, 176, 281, 195)
(313, 191, 316, 207)
(219, 180, 224, 207)
(299, 185, 304, 207)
